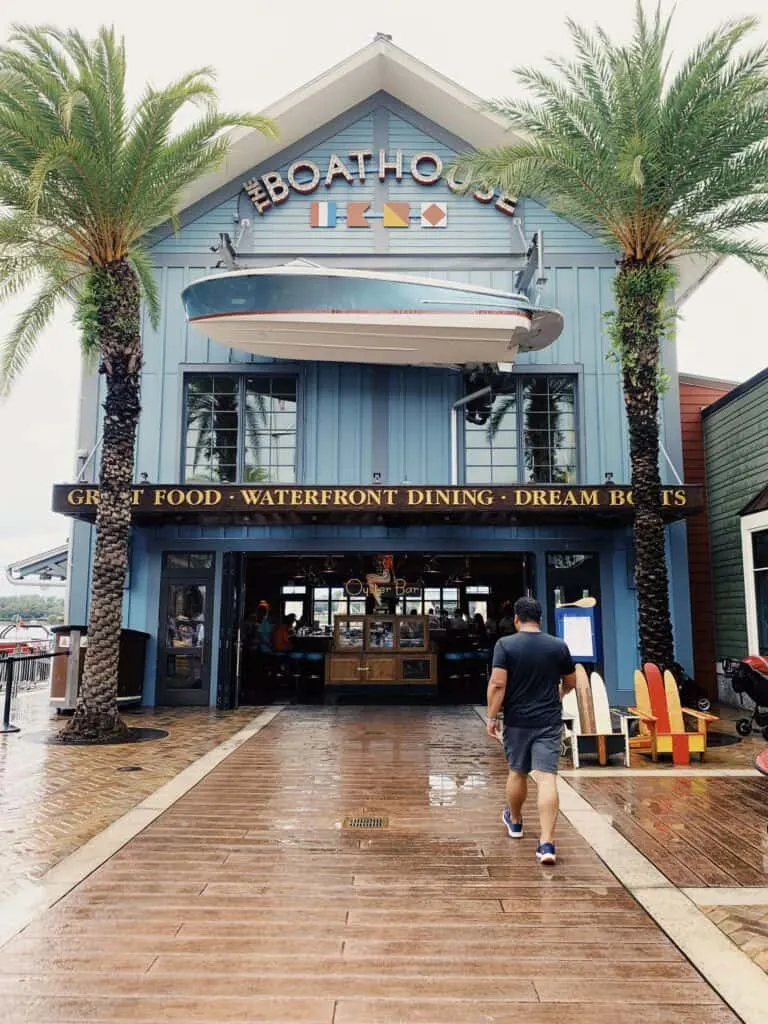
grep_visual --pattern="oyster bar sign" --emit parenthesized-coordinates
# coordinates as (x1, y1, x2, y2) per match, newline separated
(244, 149, 518, 219)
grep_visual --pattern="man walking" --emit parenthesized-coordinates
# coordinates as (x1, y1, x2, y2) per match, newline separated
(486, 596, 577, 865)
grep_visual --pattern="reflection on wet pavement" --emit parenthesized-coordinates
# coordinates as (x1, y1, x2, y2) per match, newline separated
(568, 774, 768, 887)
(0, 688, 260, 903)
(0, 705, 740, 1023)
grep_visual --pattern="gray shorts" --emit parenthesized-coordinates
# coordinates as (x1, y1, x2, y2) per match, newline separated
(502, 722, 562, 775)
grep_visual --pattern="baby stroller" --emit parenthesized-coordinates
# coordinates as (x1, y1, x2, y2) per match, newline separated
(725, 656, 768, 740)
(669, 662, 711, 713)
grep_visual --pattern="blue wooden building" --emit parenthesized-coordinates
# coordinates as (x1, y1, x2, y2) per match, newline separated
(54, 35, 706, 708)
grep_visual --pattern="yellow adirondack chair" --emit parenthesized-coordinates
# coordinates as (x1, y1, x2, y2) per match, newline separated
(630, 663, 718, 765)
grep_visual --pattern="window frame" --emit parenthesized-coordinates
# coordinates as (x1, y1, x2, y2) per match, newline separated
(179, 364, 304, 485)
(741, 511, 768, 656)
(461, 369, 582, 486)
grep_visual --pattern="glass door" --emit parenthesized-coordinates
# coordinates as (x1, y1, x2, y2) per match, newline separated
(157, 576, 212, 705)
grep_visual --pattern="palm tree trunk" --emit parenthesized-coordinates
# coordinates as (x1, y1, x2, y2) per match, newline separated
(60, 260, 141, 742)
(614, 259, 675, 669)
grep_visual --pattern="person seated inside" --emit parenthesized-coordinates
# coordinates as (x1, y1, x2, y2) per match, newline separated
(273, 613, 296, 652)
(255, 602, 274, 653)
(449, 608, 468, 631)
(472, 612, 488, 640)
(497, 602, 516, 637)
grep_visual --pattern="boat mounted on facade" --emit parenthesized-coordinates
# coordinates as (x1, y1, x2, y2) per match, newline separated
(181, 262, 564, 366)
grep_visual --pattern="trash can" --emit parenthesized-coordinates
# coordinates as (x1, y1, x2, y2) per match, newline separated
(50, 625, 149, 709)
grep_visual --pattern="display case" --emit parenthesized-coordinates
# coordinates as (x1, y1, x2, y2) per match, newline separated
(326, 615, 436, 693)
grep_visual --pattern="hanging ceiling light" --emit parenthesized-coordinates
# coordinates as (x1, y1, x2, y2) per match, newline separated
(423, 556, 440, 575)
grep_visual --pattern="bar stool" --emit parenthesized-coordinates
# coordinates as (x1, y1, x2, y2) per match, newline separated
(302, 651, 324, 701)
(271, 651, 291, 699)
(470, 648, 491, 700)
(288, 651, 305, 700)
(442, 651, 468, 701)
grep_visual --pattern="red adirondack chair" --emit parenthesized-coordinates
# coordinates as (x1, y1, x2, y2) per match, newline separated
(630, 662, 718, 765)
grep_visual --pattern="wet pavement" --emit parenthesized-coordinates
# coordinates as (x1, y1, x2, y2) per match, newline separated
(0, 705, 744, 1023)
(566, 775, 768, 887)
(0, 688, 260, 904)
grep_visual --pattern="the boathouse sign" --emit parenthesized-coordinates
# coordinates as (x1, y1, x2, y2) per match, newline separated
(54, 484, 703, 519)
(244, 149, 518, 219)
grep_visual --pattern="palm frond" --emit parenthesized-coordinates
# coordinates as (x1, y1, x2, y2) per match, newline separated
(449, 3, 768, 270)
(0, 23, 278, 393)
(0, 272, 80, 393)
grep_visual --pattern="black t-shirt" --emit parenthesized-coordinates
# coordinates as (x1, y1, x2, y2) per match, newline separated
(492, 631, 575, 728)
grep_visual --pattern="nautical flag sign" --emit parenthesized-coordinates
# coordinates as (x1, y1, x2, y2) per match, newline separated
(421, 202, 448, 228)
(382, 202, 410, 228)
(346, 201, 371, 228)
(309, 201, 337, 227)
(307, 200, 448, 228)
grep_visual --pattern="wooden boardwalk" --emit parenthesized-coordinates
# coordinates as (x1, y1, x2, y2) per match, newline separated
(0, 706, 739, 1023)
(0, 690, 258, 904)
(567, 775, 768, 887)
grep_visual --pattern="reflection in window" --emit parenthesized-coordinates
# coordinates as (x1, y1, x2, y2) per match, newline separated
(244, 377, 297, 484)
(522, 376, 576, 484)
(311, 586, 365, 628)
(753, 531, 768, 655)
(545, 552, 600, 632)
(183, 374, 297, 484)
(464, 375, 577, 485)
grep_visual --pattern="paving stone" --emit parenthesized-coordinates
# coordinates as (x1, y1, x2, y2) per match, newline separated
(0, 689, 260, 902)
(0, 705, 740, 1023)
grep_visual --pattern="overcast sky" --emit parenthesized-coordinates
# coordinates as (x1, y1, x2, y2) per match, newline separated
(1, 0, 767, 596)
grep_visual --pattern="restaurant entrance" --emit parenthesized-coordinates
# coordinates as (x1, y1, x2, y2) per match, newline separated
(216, 551, 535, 708)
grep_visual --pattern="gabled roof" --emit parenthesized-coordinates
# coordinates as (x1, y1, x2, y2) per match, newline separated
(679, 372, 738, 391)
(177, 34, 523, 219)
(741, 483, 768, 517)
(702, 364, 768, 419)
(173, 33, 713, 303)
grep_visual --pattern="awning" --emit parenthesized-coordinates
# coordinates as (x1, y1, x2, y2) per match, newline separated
(53, 483, 704, 527)
(6, 544, 68, 582)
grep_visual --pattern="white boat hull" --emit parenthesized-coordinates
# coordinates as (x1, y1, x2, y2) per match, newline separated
(182, 264, 564, 366)
(195, 310, 559, 366)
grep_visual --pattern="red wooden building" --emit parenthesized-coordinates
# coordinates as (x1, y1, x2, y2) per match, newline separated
(679, 374, 735, 696)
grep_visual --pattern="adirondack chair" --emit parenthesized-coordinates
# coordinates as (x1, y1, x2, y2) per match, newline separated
(561, 664, 633, 767)
(630, 663, 719, 765)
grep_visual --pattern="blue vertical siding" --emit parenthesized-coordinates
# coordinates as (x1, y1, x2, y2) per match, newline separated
(151, 98, 617, 260)
(62, 91, 695, 703)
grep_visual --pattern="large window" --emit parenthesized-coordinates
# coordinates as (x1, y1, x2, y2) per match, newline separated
(753, 531, 768, 655)
(183, 374, 297, 483)
(465, 375, 577, 484)
(312, 586, 366, 628)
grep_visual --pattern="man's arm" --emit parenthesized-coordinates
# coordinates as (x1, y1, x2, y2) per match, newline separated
(560, 670, 577, 700)
(486, 666, 507, 738)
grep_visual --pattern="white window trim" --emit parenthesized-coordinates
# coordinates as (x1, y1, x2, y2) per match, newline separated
(740, 508, 768, 654)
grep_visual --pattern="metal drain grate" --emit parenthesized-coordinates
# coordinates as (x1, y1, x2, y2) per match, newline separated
(343, 815, 388, 830)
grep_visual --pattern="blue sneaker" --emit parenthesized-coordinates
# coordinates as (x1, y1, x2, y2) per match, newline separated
(501, 807, 523, 838)
(536, 842, 557, 864)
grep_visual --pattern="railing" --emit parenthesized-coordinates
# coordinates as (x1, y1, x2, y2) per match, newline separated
(1, 650, 68, 734)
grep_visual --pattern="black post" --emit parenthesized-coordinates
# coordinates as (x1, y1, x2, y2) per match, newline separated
(1, 658, 20, 734)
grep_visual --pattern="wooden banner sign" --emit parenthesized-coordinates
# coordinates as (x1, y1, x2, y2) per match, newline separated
(53, 483, 704, 520)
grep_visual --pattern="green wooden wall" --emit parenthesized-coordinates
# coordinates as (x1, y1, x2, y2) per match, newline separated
(704, 373, 768, 658)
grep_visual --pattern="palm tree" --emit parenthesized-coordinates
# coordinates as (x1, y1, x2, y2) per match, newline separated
(0, 25, 276, 741)
(453, 3, 768, 667)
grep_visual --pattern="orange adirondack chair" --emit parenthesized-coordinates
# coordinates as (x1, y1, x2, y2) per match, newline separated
(630, 663, 719, 765)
